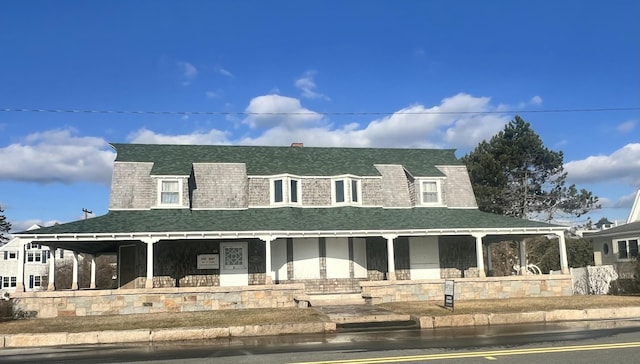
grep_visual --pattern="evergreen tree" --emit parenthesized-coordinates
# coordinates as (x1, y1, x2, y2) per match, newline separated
(462, 115, 599, 221)
(0, 205, 11, 245)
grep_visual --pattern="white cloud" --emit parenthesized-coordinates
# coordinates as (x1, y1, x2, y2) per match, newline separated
(243, 94, 325, 129)
(218, 67, 233, 77)
(295, 71, 329, 100)
(178, 61, 198, 86)
(125, 92, 507, 150)
(205, 91, 219, 99)
(614, 191, 638, 208)
(529, 95, 543, 105)
(564, 143, 640, 186)
(239, 92, 509, 149)
(0, 129, 115, 184)
(127, 128, 230, 145)
(10, 219, 61, 233)
(617, 120, 636, 133)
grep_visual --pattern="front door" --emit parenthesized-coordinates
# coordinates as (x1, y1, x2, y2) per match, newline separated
(219, 242, 249, 286)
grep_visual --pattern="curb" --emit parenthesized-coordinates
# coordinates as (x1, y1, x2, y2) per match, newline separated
(413, 306, 640, 329)
(3, 307, 640, 349)
(0, 322, 337, 349)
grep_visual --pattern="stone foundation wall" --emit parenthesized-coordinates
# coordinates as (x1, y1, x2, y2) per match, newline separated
(360, 275, 573, 304)
(12, 284, 306, 318)
(286, 278, 364, 294)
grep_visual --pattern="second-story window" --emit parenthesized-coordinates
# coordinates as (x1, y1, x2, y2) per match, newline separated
(271, 177, 301, 205)
(333, 178, 361, 205)
(335, 180, 345, 203)
(273, 179, 284, 203)
(420, 180, 442, 205)
(290, 179, 299, 203)
(159, 180, 181, 206)
(351, 179, 361, 203)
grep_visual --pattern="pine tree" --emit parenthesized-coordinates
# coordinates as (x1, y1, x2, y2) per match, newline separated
(0, 205, 11, 245)
(461, 115, 599, 221)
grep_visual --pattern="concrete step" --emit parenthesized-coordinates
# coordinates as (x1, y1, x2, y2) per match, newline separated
(315, 304, 414, 327)
(308, 293, 365, 306)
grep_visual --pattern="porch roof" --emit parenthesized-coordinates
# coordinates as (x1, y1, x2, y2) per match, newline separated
(18, 207, 564, 236)
(583, 221, 640, 239)
(111, 143, 461, 177)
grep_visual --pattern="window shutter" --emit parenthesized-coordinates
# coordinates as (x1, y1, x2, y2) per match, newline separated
(29, 275, 34, 289)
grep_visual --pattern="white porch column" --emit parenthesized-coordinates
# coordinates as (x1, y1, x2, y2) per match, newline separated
(15, 239, 26, 292)
(519, 240, 528, 275)
(557, 232, 569, 274)
(71, 252, 79, 290)
(259, 236, 275, 284)
(472, 234, 487, 278)
(383, 234, 397, 281)
(90, 255, 97, 289)
(143, 238, 157, 289)
(48, 247, 56, 291)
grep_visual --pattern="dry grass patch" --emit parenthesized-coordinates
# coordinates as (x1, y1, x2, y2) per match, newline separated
(0, 308, 328, 335)
(379, 295, 640, 316)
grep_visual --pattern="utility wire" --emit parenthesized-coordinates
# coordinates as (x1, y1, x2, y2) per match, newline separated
(1, 107, 639, 116)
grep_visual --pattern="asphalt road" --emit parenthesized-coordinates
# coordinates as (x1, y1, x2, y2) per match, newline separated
(2, 319, 640, 363)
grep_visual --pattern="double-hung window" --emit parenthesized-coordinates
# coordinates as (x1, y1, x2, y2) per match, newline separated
(420, 180, 442, 205)
(158, 179, 182, 206)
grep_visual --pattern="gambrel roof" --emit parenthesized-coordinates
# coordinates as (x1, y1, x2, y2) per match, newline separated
(111, 143, 461, 177)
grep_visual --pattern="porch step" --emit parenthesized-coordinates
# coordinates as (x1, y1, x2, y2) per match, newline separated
(307, 293, 365, 306)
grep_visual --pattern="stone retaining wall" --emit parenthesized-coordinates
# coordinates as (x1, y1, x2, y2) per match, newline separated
(360, 275, 573, 304)
(11, 284, 306, 318)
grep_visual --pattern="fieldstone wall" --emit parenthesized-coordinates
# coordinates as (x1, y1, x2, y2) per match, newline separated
(360, 275, 573, 304)
(12, 284, 306, 318)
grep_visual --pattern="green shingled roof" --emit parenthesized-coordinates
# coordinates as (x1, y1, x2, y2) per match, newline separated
(21, 207, 562, 235)
(111, 143, 461, 177)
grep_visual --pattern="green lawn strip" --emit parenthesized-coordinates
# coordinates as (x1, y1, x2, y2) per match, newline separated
(0, 308, 328, 335)
(379, 296, 640, 316)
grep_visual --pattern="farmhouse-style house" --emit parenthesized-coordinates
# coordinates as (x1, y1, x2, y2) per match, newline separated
(13, 143, 570, 299)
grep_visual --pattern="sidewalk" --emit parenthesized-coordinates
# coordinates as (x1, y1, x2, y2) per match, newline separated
(2, 305, 640, 349)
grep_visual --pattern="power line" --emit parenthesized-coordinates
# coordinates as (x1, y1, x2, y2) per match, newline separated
(1, 106, 639, 116)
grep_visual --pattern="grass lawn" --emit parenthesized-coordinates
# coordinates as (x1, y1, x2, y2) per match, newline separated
(1, 295, 640, 335)
(379, 295, 640, 316)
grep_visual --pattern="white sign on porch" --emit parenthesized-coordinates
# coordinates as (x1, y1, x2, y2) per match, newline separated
(197, 254, 220, 269)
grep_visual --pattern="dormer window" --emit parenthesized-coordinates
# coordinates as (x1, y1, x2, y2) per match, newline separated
(271, 176, 301, 205)
(332, 177, 361, 205)
(158, 179, 182, 206)
(420, 180, 442, 205)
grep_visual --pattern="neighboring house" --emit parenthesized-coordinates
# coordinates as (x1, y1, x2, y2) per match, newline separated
(0, 225, 74, 292)
(13, 143, 569, 294)
(586, 190, 640, 279)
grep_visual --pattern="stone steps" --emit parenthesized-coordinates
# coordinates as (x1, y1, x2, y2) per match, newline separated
(308, 293, 365, 306)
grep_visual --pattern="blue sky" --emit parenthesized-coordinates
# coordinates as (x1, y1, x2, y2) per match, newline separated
(1, 0, 638, 232)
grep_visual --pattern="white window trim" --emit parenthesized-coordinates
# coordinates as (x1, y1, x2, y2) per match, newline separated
(270, 176, 302, 206)
(419, 179, 445, 206)
(331, 176, 362, 206)
(615, 238, 639, 261)
(156, 178, 184, 208)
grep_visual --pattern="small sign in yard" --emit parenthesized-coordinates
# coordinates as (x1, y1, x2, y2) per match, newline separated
(444, 280, 455, 311)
